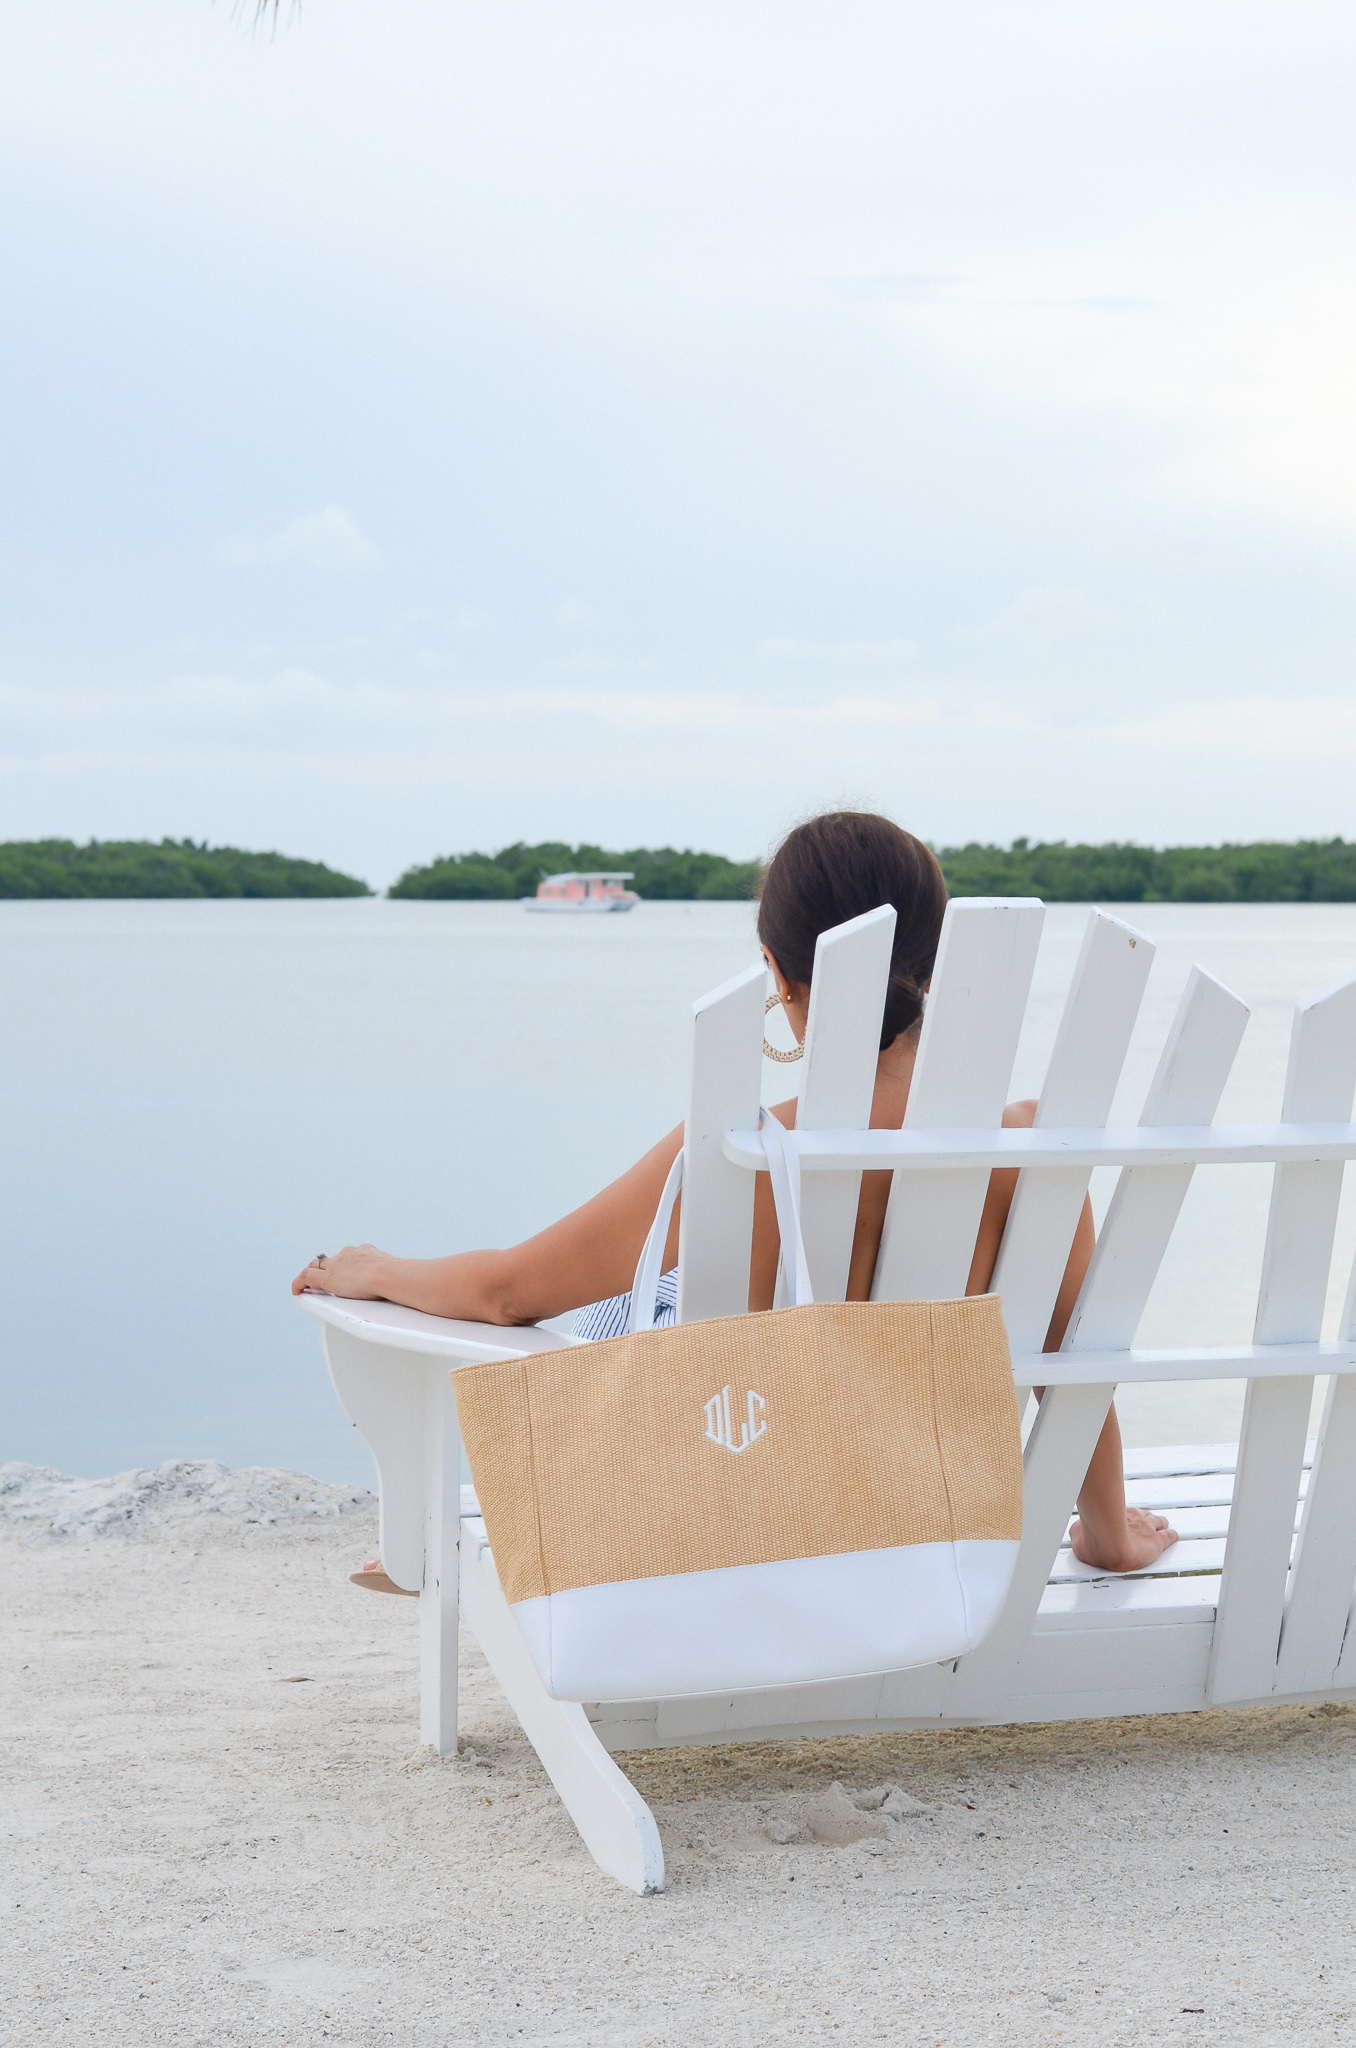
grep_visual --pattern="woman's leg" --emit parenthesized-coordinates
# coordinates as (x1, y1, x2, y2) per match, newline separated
(1067, 1400, 1178, 1573)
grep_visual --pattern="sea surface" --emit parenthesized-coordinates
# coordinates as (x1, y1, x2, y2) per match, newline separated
(3, 899, 1355, 1485)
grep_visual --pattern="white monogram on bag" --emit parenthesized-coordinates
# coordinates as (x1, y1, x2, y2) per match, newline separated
(703, 1385, 768, 1456)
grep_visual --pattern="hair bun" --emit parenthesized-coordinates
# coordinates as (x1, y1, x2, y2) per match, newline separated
(881, 965, 924, 1045)
(756, 811, 947, 1052)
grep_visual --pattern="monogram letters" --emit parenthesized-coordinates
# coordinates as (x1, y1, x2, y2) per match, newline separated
(702, 1385, 768, 1456)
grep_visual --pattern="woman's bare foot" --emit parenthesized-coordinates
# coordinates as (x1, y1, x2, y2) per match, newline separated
(1068, 1506, 1179, 1574)
(350, 1559, 419, 1597)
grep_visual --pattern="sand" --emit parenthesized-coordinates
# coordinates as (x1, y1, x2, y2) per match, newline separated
(4, 1463, 1355, 2046)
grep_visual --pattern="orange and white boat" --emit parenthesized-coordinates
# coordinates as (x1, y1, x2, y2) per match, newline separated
(523, 870, 639, 913)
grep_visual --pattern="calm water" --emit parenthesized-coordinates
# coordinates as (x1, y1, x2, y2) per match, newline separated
(3, 900, 1355, 1484)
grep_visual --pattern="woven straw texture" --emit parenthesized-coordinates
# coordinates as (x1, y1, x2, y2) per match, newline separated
(454, 1293, 1022, 1606)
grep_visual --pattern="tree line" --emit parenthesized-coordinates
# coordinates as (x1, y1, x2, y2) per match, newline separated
(0, 838, 371, 898)
(937, 838, 1356, 903)
(387, 842, 761, 900)
(4, 835, 1356, 902)
(388, 837, 1356, 902)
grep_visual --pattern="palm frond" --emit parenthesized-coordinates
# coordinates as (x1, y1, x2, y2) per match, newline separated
(222, 0, 300, 28)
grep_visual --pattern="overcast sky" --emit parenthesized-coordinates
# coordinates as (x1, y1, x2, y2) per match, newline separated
(3, 2, 1354, 885)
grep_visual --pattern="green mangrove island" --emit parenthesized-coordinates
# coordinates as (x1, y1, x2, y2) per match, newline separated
(937, 837, 1356, 903)
(390, 837, 1356, 904)
(388, 842, 762, 901)
(0, 839, 371, 898)
(4, 835, 1356, 902)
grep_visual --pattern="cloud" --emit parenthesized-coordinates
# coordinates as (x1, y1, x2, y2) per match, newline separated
(217, 506, 383, 575)
(8, 0, 1356, 881)
(886, 257, 1356, 539)
(966, 585, 1120, 644)
(8, 668, 1356, 881)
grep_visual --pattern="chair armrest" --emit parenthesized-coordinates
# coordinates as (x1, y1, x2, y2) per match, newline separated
(1018, 1339, 1356, 1386)
(299, 1293, 582, 1591)
(296, 1289, 584, 1362)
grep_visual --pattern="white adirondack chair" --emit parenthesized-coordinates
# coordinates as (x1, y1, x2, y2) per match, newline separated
(299, 899, 1356, 1894)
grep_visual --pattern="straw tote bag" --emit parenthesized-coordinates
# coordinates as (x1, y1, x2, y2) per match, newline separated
(453, 1113, 1023, 1704)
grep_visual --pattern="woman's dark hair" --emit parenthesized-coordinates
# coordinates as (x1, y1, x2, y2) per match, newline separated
(756, 811, 948, 1049)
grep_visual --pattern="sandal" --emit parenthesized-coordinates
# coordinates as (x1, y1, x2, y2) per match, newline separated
(350, 1558, 419, 1597)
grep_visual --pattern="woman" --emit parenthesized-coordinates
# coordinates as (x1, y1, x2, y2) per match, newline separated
(294, 810, 1176, 1578)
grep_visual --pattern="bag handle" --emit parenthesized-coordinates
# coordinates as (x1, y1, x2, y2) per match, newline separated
(624, 1109, 814, 1336)
(759, 1108, 815, 1308)
(625, 1148, 684, 1335)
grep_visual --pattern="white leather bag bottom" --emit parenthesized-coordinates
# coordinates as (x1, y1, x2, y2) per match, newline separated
(511, 1538, 1020, 1703)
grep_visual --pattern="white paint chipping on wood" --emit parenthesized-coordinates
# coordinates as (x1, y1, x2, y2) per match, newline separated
(302, 904, 1356, 1890)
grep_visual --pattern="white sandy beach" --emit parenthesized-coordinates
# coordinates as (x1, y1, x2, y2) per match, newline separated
(3, 1461, 1354, 2047)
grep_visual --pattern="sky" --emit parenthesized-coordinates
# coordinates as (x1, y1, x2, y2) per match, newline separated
(2, 1, 1355, 887)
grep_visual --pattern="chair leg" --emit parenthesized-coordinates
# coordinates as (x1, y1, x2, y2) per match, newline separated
(419, 1372, 461, 1755)
(458, 1534, 665, 1894)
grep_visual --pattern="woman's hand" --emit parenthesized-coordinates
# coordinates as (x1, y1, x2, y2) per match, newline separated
(291, 1244, 393, 1300)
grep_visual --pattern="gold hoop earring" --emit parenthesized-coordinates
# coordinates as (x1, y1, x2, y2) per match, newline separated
(763, 990, 804, 1063)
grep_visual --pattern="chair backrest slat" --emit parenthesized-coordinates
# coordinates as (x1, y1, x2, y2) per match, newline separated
(1254, 971, 1356, 1345)
(1213, 969, 1356, 1703)
(956, 947, 1245, 1704)
(790, 906, 895, 1304)
(990, 910, 1153, 1354)
(676, 964, 765, 1323)
(870, 899, 1044, 1303)
(1060, 966, 1249, 1356)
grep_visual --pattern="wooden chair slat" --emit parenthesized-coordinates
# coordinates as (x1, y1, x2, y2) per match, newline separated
(1119, 1441, 1319, 1479)
(1269, 973, 1356, 1695)
(792, 905, 895, 1304)
(1126, 1471, 1310, 1511)
(1125, 1473, 1230, 1508)
(675, 963, 765, 1323)
(952, 967, 1251, 1710)
(872, 899, 1044, 1303)
(1063, 966, 1250, 1356)
(1050, 1535, 1232, 1580)
(1036, 1575, 1221, 1627)
(1212, 971, 1356, 1705)
(1256, 971, 1356, 1342)
(1066, 1503, 1239, 1544)
(1121, 1442, 1239, 1477)
(990, 910, 1153, 1353)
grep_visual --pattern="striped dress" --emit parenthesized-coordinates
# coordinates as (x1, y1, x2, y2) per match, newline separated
(573, 1268, 678, 1341)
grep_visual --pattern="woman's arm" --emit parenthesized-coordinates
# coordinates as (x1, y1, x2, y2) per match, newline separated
(963, 1099, 1096, 1334)
(291, 1122, 686, 1324)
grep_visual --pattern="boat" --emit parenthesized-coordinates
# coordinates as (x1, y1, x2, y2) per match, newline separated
(523, 870, 640, 913)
